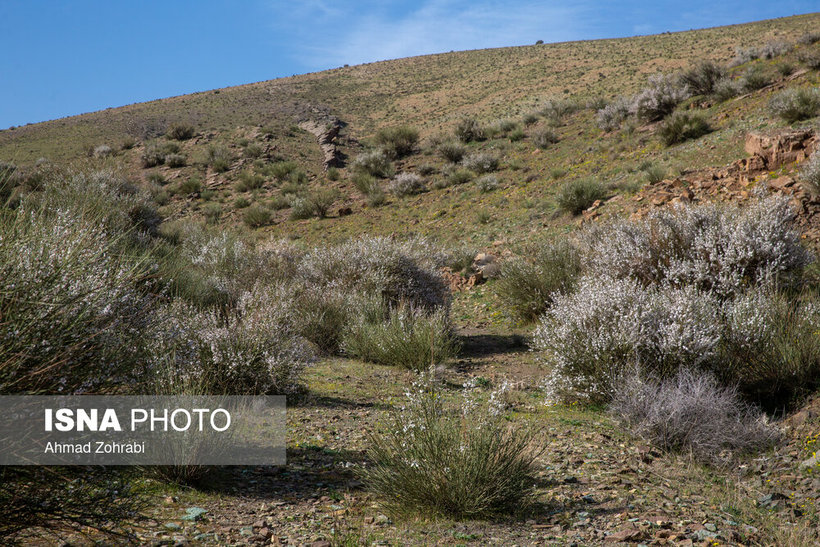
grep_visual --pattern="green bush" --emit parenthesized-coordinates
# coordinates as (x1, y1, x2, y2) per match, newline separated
(555, 178, 607, 214)
(167, 123, 195, 140)
(205, 144, 232, 172)
(454, 117, 485, 143)
(203, 202, 222, 224)
(497, 240, 581, 323)
(243, 204, 273, 227)
(658, 112, 711, 146)
(267, 160, 298, 181)
(376, 125, 419, 158)
(447, 169, 474, 186)
(326, 166, 340, 181)
(532, 127, 559, 149)
(680, 61, 725, 96)
(310, 188, 340, 218)
(165, 153, 187, 168)
(344, 305, 459, 371)
(244, 142, 264, 158)
(437, 141, 466, 163)
(738, 65, 771, 92)
(236, 169, 266, 191)
(768, 88, 820, 123)
(234, 196, 250, 208)
(363, 372, 541, 519)
(175, 177, 202, 195)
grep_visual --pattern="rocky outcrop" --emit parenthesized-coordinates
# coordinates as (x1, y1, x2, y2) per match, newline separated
(625, 128, 820, 244)
(744, 129, 817, 170)
(298, 118, 344, 170)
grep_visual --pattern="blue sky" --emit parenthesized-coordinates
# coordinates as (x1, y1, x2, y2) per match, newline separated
(0, 1, 816, 128)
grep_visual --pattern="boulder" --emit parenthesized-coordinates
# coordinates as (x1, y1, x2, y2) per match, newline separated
(744, 129, 816, 170)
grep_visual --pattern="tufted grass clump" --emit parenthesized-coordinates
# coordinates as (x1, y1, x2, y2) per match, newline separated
(343, 305, 460, 371)
(376, 125, 419, 158)
(205, 144, 233, 172)
(242, 204, 272, 227)
(768, 87, 820, 123)
(497, 240, 581, 323)
(658, 112, 711, 146)
(165, 153, 186, 168)
(363, 372, 541, 519)
(610, 368, 780, 464)
(555, 178, 607, 214)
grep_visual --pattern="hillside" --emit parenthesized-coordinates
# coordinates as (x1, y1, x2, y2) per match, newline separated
(4, 12, 820, 546)
(1, 14, 819, 252)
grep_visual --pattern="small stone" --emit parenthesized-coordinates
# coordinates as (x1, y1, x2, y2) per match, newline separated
(374, 514, 390, 525)
(181, 507, 207, 522)
(239, 526, 254, 537)
(164, 522, 182, 531)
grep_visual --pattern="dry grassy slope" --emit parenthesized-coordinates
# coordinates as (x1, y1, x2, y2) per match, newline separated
(1, 13, 817, 162)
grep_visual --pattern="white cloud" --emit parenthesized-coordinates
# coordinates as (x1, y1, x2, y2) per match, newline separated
(270, 0, 589, 70)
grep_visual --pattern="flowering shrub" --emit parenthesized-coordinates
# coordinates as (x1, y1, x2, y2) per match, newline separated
(610, 368, 780, 463)
(0, 206, 154, 394)
(629, 73, 689, 122)
(454, 117, 485, 143)
(362, 371, 541, 518)
(475, 174, 499, 193)
(387, 172, 426, 196)
(535, 277, 722, 403)
(461, 152, 499, 173)
(299, 236, 452, 311)
(152, 284, 314, 395)
(800, 150, 820, 195)
(768, 88, 820, 123)
(581, 195, 811, 297)
(352, 149, 395, 178)
(535, 195, 815, 404)
(596, 97, 630, 131)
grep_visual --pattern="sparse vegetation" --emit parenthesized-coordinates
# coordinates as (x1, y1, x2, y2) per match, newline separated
(630, 73, 689, 122)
